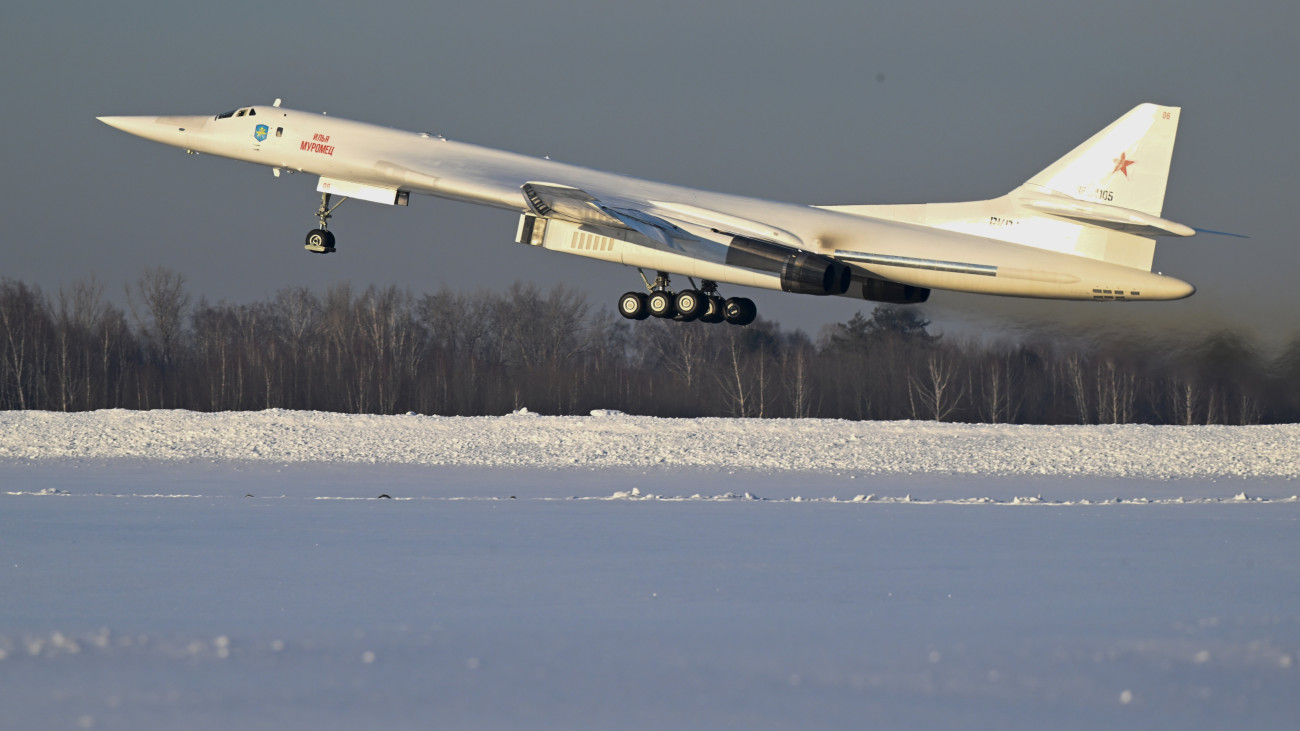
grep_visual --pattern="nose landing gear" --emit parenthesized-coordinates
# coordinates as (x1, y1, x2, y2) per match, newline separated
(618, 273, 756, 326)
(304, 192, 346, 254)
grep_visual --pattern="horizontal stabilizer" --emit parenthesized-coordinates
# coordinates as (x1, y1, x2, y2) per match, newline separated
(1018, 193, 1194, 237)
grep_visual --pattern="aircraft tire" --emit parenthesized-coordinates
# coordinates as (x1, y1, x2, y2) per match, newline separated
(724, 297, 757, 326)
(618, 292, 650, 320)
(305, 229, 336, 253)
(700, 296, 726, 324)
(647, 291, 674, 318)
(674, 290, 703, 321)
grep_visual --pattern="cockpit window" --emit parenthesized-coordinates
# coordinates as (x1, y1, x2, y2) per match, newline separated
(216, 109, 237, 120)
(248, 108, 256, 116)
(236, 110, 246, 118)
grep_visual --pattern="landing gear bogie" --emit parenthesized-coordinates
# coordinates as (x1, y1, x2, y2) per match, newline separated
(617, 273, 757, 326)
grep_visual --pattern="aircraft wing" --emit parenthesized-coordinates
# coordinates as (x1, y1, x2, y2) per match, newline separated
(516, 181, 853, 297)
(520, 181, 742, 262)
(521, 182, 686, 248)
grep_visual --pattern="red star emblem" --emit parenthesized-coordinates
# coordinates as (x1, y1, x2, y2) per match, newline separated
(1112, 152, 1136, 177)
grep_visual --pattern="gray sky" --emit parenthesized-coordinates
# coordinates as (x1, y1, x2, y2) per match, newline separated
(3, 1, 1296, 344)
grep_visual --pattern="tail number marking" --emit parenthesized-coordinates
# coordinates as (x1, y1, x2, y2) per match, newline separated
(1077, 186, 1114, 202)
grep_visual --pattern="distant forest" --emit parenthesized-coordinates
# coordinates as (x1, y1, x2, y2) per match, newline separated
(3, 268, 1298, 424)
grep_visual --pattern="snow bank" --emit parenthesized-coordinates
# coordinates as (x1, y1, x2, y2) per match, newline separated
(2, 409, 1297, 479)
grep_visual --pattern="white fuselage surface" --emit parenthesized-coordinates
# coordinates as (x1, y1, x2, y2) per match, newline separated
(99, 102, 1197, 310)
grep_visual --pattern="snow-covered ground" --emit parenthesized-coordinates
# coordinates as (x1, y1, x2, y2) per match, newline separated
(4, 409, 1299, 478)
(2, 411, 1298, 729)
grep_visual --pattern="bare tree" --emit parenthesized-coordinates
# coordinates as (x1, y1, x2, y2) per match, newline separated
(1093, 357, 1137, 424)
(1239, 394, 1262, 425)
(52, 278, 107, 411)
(911, 349, 966, 421)
(275, 286, 322, 408)
(716, 327, 752, 417)
(1165, 376, 1201, 426)
(417, 289, 493, 414)
(191, 300, 236, 409)
(649, 319, 709, 391)
(354, 285, 424, 414)
(1060, 352, 1091, 424)
(127, 267, 190, 368)
(125, 267, 191, 407)
(0, 280, 51, 409)
(4, 269, 1300, 424)
(781, 337, 818, 418)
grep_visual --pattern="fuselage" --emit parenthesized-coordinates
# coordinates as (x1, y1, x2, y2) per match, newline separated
(98, 106, 1196, 302)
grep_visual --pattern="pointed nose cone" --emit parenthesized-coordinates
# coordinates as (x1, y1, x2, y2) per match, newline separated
(1169, 278, 1196, 300)
(97, 115, 207, 147)
(1149, 274, 1197, 300)
(98, 115, 162, 141)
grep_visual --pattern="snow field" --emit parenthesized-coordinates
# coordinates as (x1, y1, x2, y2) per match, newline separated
(1, 409, 1298, 479)
(2, 411, 1298, 729)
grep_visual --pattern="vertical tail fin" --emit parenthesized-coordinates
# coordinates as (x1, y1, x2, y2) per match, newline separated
(1024, 103, 1180, 216)
(817, 103, 1191, 272)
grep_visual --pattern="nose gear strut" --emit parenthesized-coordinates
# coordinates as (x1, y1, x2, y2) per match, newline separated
(304, 192, 347, 254)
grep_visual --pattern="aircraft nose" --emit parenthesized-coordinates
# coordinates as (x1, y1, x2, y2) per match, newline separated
(1170, 279, 1196, 299)
(97, 115, 205, 146)
(1150, 275, 1197, 300)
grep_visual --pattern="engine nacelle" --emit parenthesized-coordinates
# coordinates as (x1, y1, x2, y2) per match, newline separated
(725, 236, 851, 296)
(861, 277, 930, 304)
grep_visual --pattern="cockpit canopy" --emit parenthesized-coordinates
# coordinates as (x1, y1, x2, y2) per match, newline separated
(215, 107, 257, 120)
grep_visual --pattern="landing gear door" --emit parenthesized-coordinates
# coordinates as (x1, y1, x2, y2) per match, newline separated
(516, 214, 547, 246)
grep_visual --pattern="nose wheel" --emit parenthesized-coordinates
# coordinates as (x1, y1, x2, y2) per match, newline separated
(304, 192, 346, 254)
(305, 228, 335, 253)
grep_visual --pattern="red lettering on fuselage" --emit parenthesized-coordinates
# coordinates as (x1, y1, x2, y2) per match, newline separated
(313, 133, 330, 142)
(299, 138, 335, 156)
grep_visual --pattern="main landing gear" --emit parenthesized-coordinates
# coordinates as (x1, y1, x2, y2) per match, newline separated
(618, 273, 757, 326)
(304, 192, 347, 254)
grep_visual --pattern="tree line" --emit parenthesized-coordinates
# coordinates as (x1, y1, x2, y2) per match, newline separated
(2, 268, 1297, 424)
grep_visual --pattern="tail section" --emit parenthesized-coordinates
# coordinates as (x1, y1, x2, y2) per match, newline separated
(820, 103, 1193, 272)
(1024, 103, 1179, 216)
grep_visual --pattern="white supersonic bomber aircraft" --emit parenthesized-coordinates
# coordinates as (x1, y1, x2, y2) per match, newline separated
(99, 100, 1197, 326)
